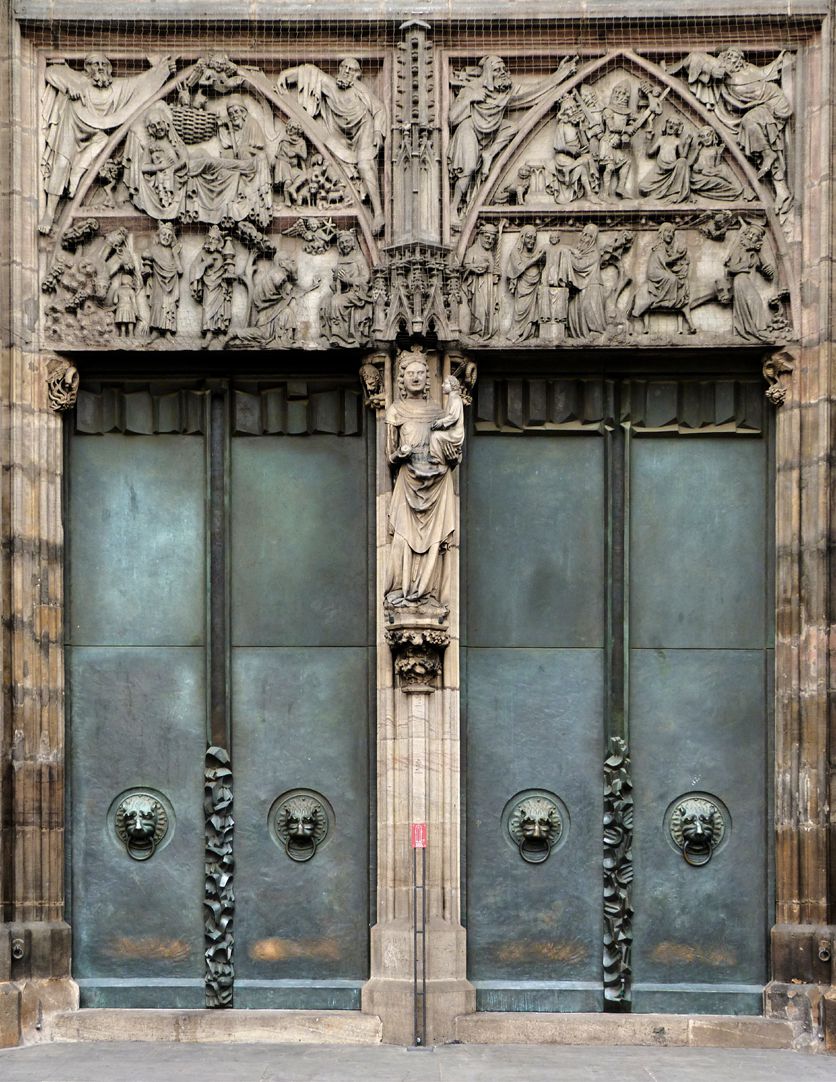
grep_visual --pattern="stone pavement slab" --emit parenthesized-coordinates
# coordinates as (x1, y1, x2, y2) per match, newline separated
(0, 1042, 834, 1081)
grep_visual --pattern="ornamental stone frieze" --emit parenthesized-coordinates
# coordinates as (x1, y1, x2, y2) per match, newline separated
(35, 33, 797, 387)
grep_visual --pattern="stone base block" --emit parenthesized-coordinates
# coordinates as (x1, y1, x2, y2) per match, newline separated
(50, 1008, 382, 1044)
(0, 983, 22, 1048)
(824, 989, 836, 1052)
(765, 980, 827, 1051)
(363, 976, 474, 1046)
(454, 1012, 793, 1049)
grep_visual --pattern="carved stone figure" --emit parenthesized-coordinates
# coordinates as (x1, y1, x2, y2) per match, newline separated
(273, 121, 308, 205)
(508, 795, 562, 864)
(448, 54, 578, 219)
(319, 231, 371, 347)
(538, 232, 572, 341)
(599, 82, 637, 198)
(113, 274, 139, 337)
(359, 360, 385, 410)
(632, 224, 696, 335)
(227, 249, 314, 348)
(640, 116, 694, 203)
(40, 53, 175, 233)
(125, 103, 189, 219)
(384, 348, 460, 610)
(565, 224, 607, 338)
(506, 226, 546, 341)
(720, 223, 776, 340)
(669, 795, 727, 867)
(115, 793, 168, 861)
(689, 126, 745, 201)
(276, 58, 387, 233)
(429, 374, 465, 465)
(462, 221, 501, 339)
(141, 222, 183, 340)
(549, 95, 601, 203)
(45, 357, 80, 411)
(283, 216, 337, 255)
(189, 226, 236, 347)
(218, 99, 273, 224)
(273, 794, 329, 862)
(668, 48, 792, 216)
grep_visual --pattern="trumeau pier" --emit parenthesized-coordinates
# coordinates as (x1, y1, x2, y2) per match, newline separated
(0, 0, 835, 1054)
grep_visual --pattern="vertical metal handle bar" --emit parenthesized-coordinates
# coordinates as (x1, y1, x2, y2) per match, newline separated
(413, 845, 419, 1045)
(421, 844, 427, 1044)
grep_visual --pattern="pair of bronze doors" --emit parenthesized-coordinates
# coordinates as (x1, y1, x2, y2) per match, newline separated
(68, 365, 771, 1015)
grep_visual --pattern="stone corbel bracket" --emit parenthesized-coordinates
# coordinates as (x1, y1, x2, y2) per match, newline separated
(385, 623, 450, 693)
(763, 348, 796, 407)
(45, 356, 80, 412)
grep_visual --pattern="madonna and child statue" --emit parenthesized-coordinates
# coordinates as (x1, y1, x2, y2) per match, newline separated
(384, 348, 465, 614)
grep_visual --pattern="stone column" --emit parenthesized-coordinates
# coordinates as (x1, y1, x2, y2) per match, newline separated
(362, 346, 474, 1045)
(0, 16, 77, 1046)
(764, 21, 836, 1050)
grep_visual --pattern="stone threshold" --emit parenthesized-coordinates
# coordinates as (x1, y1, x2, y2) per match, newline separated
(454, 1012, 794, 1049)
(50, 1009, 383, 1045)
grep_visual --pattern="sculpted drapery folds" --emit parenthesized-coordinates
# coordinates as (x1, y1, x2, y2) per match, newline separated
(275, 57, 387, 234)
(188, 225, 236, 346)
(640, 116, 694, 203)
(668, 47, 792, 216)
(319, 230, 371, 347)
(565, 223, 607, 338)
(720, 223, 776, 341)
(141, 221, 183, 339)
(385, 350, 462, 611)
(448, 53, 578, 220)
(632, 224, 696, 334)
(40, 53, 176, 233)
(462, 221, 500, 340)
(506, 226, 547, 341)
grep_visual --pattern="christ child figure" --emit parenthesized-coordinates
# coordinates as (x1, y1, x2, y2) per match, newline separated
(429, 375, 465, 465)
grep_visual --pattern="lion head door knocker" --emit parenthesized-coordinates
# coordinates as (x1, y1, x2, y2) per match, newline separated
(505, 792, 565, 864)
(667, 793, 729, 867)
(270, 790, 333, 863)
(114, 792, 169, 861)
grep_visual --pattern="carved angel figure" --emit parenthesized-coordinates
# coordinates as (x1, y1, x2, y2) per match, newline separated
(448, 54, 578, 219)
(276, 58, 387, 233)
(667, 48, 792, 215)
(40, 53, 175, 233)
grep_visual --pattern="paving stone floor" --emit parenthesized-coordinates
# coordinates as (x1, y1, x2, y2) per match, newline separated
(0, 1042, 834, 1081)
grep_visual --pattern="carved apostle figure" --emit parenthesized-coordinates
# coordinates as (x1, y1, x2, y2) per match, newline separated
(385, 349, 459, 610)
(319, 230, 371, 347)
(668, 48, 792, 215)
(141, 222, 183, 340)
(448, 54, 578, 220)
(632, 224, 695, 335)
(189, 226, 236, 347)
(40, 53, 175, 233)
(462, 221, 501, 339)
(219, 100, 273, 224)
(506, 226, 547, 341)
(720, 223, 776, 341)
(276, 58, 387, 234)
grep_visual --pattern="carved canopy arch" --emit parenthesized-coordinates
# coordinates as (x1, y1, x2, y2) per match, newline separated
(454, 48, 795, 323)
(53, 60, 381, 262)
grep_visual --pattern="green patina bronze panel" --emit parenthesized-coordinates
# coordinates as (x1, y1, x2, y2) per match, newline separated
(68, 435, 207, 647)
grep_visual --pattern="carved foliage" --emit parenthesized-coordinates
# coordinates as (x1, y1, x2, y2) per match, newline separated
(386, 627, 450, 693)
(205, 746, 234, 1008)
(45, 358, 80, 412)
(603, 736, 633, 1004)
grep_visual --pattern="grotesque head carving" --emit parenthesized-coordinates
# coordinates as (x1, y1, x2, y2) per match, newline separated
(274, 794, 329, 862)
(669, 796, 726, 867)
(115, 793, 168, 861)
(508, 795, 563, 864)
